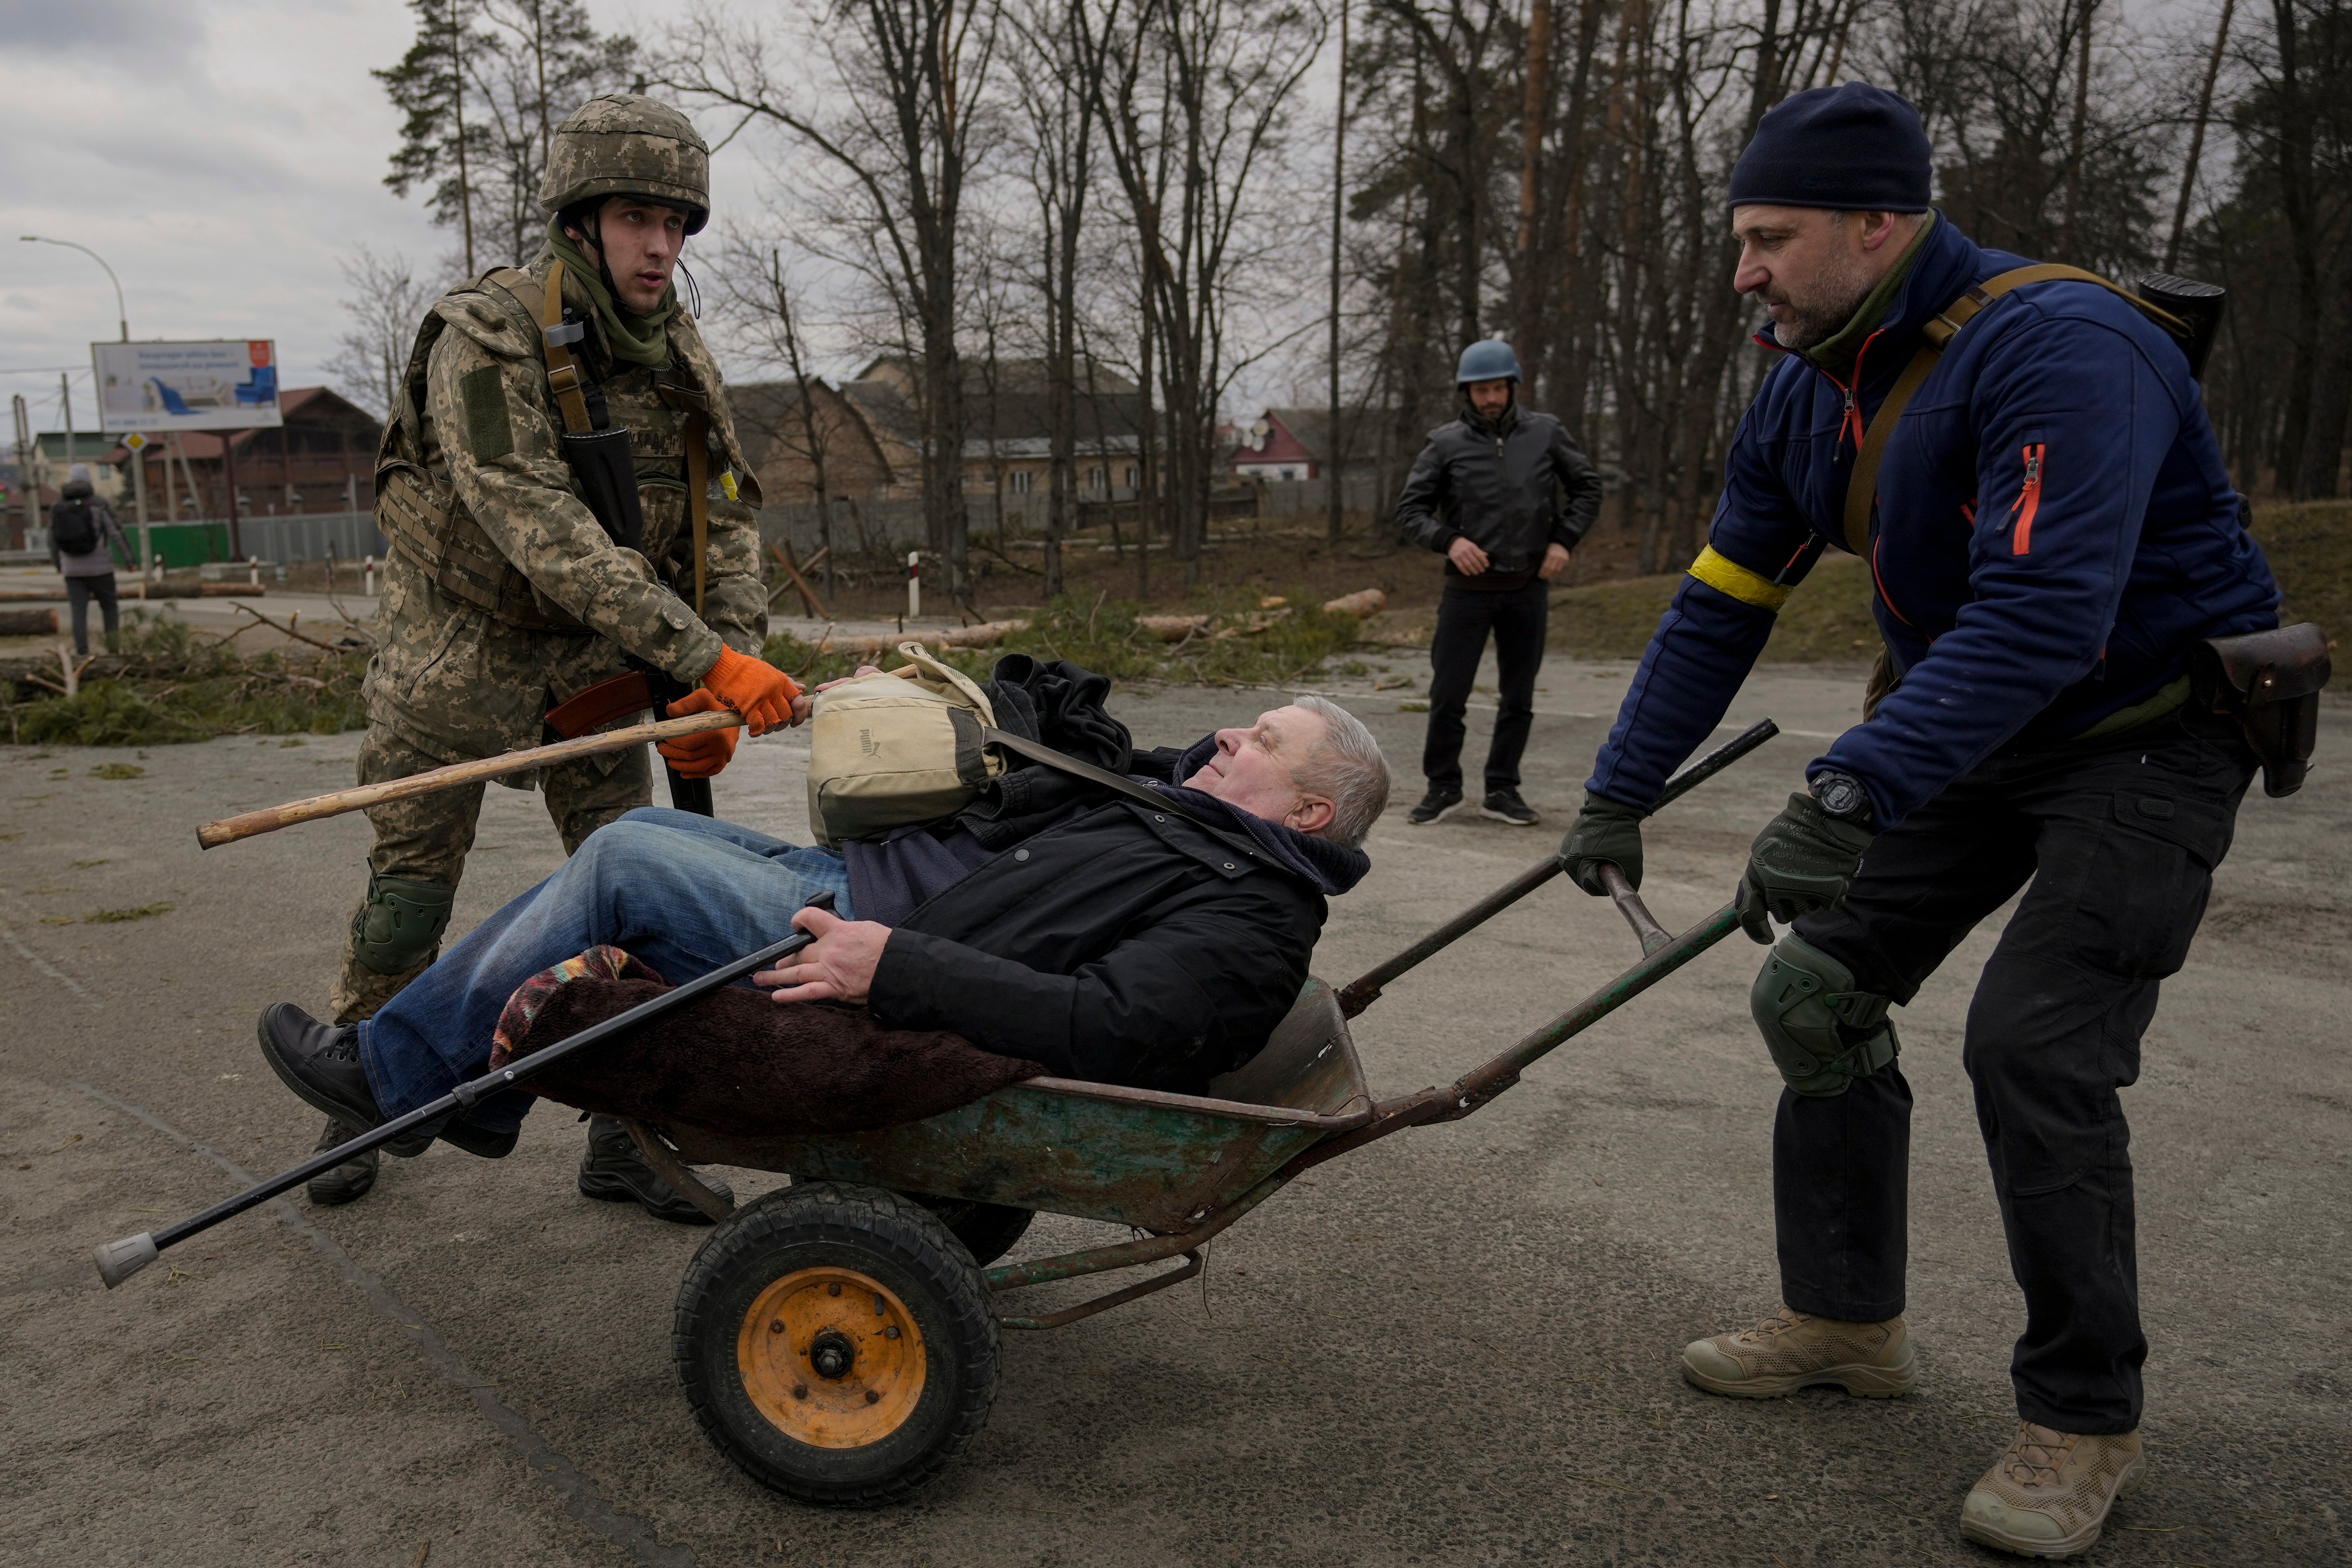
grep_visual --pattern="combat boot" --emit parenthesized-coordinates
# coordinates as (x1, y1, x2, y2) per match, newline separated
(305, 1117, 379, 1205)
(578, 1115, 733, 1224)
(1960, 1422, 2145, 1559)
(1679, 1305, 1917, 1398)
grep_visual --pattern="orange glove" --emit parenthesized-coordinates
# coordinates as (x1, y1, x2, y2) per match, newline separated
(658, 688, 738, 778)
(701, 645, 802, 735)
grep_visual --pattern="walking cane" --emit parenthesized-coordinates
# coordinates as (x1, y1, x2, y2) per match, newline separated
(92, 892, 838, 1288)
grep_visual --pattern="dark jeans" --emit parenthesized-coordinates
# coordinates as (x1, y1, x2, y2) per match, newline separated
(1423, 579, 1549, 793)
(65, 574, 120, 654)
(1777, 707, 2256, 1434)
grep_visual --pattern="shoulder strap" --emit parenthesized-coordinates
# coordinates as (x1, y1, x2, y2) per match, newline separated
(981, 725, 1241, 845)
(1839, 264, 2190, 555)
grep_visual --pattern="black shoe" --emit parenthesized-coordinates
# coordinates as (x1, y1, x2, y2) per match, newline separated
(438, 1115, 520, 1160)
(258, 1003, 431, 1157)
(1407, 786, 1465, 825)
(578, 1115, 733, 1225)
(305, 1117, 379, 1206)
(1482, 788, 1540, 826)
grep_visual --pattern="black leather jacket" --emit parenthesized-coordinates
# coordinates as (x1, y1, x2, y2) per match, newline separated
(1395, 401, 1603, 577)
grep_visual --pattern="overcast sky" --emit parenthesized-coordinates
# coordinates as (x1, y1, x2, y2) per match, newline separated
(0, 0, 769, 436)
(2, 0, 2228, 439)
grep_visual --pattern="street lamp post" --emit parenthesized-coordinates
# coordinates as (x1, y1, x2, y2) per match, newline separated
(22, 235, 144, 569)
(21, 235, 129, 341)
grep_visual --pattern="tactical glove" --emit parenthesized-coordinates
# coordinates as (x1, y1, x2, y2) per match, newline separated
(1559, 792, 1647, 895)
(1737, 791, 1875, 942)
(702, 645, 802, 735)
(659, 688, 739, 778)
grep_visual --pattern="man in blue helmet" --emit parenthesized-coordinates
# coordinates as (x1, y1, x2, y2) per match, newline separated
(1395, 340, 1603, 827)
(1555, 83, 2286, 1557)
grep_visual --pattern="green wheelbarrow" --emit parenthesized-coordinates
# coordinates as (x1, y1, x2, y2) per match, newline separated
(94, 721, 1778, 1508)
(614, 719, 1780, 1505)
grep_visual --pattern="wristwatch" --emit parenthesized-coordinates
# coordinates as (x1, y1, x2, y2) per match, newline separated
(1810, 770, 1875, 826)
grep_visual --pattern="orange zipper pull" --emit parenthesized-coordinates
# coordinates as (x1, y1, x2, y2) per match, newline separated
(2010, 443, 2044, 555)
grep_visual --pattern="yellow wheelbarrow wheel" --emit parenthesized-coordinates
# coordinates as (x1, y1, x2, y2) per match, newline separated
(675, 1182, 1000, 1505)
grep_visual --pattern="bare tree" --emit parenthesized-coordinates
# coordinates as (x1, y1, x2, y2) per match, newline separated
(1003, 0, 1102, 597)
(662, 0, 999, 609)
(323, 247, 446, 418)
(1078, 0, 1329, 583)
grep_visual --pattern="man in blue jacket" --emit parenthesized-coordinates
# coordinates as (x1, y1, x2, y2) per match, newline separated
(1557, 85, 2277, 1558)
(1396, 341, 1602, 827)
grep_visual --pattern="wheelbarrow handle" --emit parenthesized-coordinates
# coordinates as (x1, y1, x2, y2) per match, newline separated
(1335, 719, 1777, 1017)
(94, 894, 838, 1289)
(1438, 897, 1745, 1120)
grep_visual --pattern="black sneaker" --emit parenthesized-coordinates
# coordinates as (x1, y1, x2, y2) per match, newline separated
(259, 1003, 431, 1156)
(1482, 788, 1540, 826)
(578, 1115, 734, 1225)
(1407, 786, 1465, 825)
(305, 1117, 379, 1206)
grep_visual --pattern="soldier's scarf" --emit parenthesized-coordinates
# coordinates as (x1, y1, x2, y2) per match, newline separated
(545, 220, 676, 370)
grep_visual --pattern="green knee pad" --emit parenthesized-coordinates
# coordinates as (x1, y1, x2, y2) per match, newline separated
(351, 872, 456, 975)
(1750, 934, 1900, 1097)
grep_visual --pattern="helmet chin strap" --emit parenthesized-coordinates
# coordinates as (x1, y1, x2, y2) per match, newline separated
(569, 210, 632, 313)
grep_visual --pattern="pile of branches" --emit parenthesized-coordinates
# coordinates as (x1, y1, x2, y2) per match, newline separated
(3, 607, 373, 748)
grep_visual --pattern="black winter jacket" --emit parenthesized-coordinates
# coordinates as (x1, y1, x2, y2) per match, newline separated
(866, 749, 1360, 1097)
(1395, 402, 1603, 577)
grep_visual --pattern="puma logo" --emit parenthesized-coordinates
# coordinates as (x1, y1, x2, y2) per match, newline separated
(859, 729, 881, 757)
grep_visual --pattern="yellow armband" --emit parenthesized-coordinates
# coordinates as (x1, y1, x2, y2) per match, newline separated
(1687, 545, 1794, 611)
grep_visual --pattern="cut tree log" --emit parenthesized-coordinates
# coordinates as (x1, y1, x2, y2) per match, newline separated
(1321, 589, 1387, 618)
(0, 608, 60, 636)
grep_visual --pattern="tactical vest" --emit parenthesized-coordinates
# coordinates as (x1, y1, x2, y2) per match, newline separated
(372, 265, 757, 633)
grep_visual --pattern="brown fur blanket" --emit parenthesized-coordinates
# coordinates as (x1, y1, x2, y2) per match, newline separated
(501, 961, 1045, 1140)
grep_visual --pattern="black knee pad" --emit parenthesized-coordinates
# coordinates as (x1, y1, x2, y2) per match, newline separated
(1752, 934, 1901, 1097)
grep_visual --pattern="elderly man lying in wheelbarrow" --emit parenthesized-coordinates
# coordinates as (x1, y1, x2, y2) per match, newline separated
(253, 685, 1391, 1199)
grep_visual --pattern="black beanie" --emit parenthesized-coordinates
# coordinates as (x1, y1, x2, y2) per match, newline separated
(1726, 83, 1932, 212)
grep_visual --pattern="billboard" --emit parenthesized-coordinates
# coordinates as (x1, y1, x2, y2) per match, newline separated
(92, 340, 283, 432)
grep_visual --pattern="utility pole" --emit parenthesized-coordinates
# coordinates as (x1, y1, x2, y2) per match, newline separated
(61, 373, 76, 515)
(11, 394, 36, 549)
(1327, 0, 1349, 545)
(452, 0, 477, 275)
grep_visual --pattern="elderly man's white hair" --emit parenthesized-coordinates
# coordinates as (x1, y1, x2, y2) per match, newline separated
(1288, 694, 1392, 850)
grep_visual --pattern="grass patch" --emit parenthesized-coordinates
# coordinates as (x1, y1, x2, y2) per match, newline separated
(5, 612, 368, 748)
(83, 903, 174, 924)
(1548, 504, 2347, 664)
(2250, 501, 2350, 651)
(765, 589, 1366, 691)
(90, 762, 146, 780)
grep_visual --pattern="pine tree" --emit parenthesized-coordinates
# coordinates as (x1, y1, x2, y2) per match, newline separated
(375, 0, 638, 274)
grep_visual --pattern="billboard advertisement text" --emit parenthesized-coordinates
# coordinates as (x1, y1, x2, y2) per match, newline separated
(93, 340, 283, 432)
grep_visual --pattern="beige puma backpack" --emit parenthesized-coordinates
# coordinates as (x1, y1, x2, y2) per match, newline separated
(803, 644, 1007, 847)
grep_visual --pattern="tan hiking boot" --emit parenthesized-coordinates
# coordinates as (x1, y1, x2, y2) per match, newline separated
(1960, 1422, 2145, 1559)
(1679, 1305, 1917, 1398)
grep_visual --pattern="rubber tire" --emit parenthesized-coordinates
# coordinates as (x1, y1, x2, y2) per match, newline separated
(906, 1193, 1034, 1267)
(783, 1176, 1033, 1269)
(674, 1182, 999, 1506)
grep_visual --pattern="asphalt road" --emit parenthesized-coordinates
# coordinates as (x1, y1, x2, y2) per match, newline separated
(3, 658, 2345, 1567)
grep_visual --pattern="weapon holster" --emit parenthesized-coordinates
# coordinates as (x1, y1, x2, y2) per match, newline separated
(2188, 622, 2330, 798)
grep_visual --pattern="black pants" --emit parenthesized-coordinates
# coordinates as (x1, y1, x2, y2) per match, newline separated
(1423, 579, 1549, 793)
(65, 574, 120, 654)
(1778, 707, 2255, 1434)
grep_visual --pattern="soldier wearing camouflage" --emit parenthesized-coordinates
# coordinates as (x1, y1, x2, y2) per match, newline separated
(332, 94, 776, 1028)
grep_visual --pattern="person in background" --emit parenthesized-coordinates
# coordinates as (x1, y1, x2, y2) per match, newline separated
(49, 463, 131, 656)
(1395, 341, 1603, 828)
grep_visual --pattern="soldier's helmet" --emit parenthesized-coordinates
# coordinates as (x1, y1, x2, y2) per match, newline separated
(540, 94, 711, 234)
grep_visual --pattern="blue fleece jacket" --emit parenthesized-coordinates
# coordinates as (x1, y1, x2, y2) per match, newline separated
(1587, 214, 2279, 828)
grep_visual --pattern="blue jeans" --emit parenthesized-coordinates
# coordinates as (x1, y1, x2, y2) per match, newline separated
(358, 807, 852, 1132)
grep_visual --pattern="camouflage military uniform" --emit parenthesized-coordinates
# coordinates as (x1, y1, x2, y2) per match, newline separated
(334, 252, 767, 1021)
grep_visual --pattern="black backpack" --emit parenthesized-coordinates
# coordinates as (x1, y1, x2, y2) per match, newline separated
(50, 496, 98, 556)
